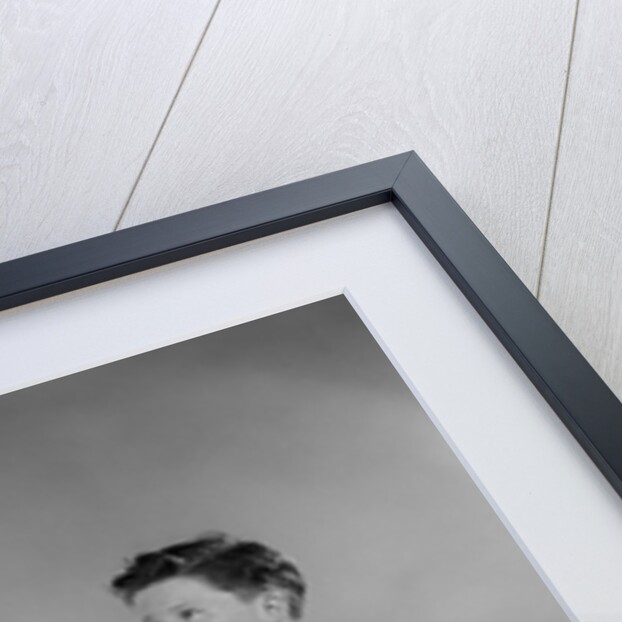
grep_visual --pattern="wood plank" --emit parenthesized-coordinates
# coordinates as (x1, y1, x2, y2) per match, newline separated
(118, 0, 576, 292)
(539, 0, 622, 401)
(0, 0, 218, 261)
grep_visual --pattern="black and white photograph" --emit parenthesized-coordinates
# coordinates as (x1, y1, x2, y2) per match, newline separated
(0, 296, 570, 622)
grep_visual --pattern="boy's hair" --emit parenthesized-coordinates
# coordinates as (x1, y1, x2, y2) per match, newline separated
(110, 531, 306, 619)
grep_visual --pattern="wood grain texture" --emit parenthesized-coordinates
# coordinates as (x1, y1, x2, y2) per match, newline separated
(0, 0, 218, 261)
(118, 0, 576, 292)
(539, 0, 622, 400)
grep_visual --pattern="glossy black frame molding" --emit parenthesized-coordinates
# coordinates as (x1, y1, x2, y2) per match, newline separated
(2, 150, 621, 499)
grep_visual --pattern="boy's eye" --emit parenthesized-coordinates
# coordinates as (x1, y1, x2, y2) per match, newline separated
(178, 607, 203, 621)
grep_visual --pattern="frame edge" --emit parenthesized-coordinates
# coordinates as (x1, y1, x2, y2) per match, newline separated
(392, 150, 622, 499)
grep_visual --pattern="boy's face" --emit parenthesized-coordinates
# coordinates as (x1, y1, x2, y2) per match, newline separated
(131, 576, 289, 622)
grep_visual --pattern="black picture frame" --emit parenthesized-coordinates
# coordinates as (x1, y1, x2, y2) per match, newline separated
(1, 150, 621, 499)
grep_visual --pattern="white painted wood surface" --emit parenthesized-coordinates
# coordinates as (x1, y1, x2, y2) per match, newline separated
(0, 0, 218, 262)
(2, 206, 620, 621)
(539, 0, 622, 401)
(117, 0, 575, 292)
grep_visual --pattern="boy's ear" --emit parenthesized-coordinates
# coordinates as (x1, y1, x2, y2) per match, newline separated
(255, 588, 290, 621)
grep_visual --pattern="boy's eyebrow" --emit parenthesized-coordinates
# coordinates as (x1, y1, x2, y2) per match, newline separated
(170, 601, 201, 614)
(170, 603, 190, 611)
(139, 600, 193, 622)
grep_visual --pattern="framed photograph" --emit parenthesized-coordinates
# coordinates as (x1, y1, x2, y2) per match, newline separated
(1, 151, 620, 622)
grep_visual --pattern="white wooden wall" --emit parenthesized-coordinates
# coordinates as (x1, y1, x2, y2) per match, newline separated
(2, 1, 620, 401)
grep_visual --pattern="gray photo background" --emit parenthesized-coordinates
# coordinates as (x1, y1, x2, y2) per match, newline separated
(0, 295, 567, 622)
